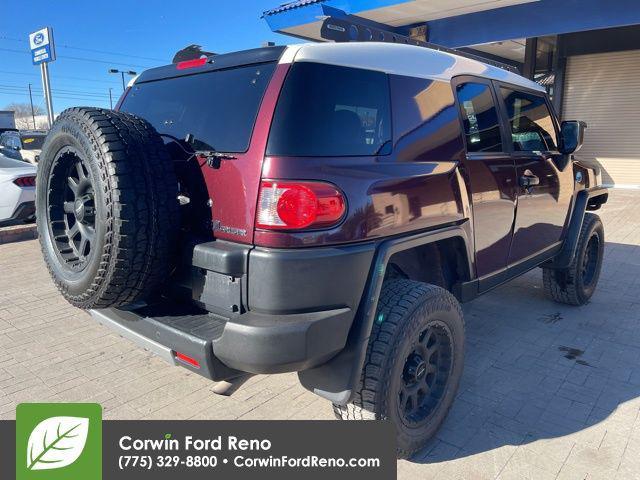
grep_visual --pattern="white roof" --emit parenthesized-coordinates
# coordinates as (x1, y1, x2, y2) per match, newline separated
(280, 42, 543, 92)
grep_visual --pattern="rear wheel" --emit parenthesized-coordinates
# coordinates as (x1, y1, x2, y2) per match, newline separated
(37, 107, 179, 309)
(333, 279, 465, 459)
(543, 213, 604, 306)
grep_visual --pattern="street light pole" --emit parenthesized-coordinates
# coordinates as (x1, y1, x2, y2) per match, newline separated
(28, 83, 36, 129)
(109, 88, 113, 109)
(108, 69, 137, 92)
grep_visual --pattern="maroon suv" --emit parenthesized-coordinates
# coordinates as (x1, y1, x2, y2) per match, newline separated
(36, 39, 608, 458)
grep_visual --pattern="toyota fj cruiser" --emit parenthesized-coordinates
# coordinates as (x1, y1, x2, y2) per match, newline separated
(36, 33, 608, 458)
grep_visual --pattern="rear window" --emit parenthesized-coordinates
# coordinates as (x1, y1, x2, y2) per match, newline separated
(21, 135, 46, 150)
(120, 63, 276, 153)
(267, 63, 391, 157)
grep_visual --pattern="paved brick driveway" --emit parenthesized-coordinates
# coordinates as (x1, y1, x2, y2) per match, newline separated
(1, 190, 639, 479)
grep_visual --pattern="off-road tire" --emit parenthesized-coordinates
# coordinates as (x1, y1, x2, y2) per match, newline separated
(543, 213, 604, 306)
(333, 279, 465, 459)
(36, 107, 179, 309)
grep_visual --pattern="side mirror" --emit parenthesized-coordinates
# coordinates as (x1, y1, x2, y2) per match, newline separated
(559, 120, 586, 155)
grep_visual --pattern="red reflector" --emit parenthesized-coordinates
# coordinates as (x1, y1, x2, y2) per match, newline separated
(176, 57, 208, 70)
(14, 176, 36, 187)
(257, 181, 346, 230)
(175, 352, 201, 368)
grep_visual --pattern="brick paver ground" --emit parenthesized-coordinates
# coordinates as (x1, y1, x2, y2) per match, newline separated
(1, 190, 639, 479)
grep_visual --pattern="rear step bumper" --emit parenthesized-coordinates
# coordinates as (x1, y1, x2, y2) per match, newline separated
(89, 239, 375, 381)
(89, 305, 352, 380)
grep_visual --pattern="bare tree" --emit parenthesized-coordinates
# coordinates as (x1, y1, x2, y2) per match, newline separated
(4, 102, 45, 129)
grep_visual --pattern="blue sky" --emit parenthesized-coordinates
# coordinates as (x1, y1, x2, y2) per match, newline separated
(0, 0, 296, 113)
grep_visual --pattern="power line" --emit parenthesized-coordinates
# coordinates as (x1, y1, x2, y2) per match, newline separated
(0, 87, 108, 98)
(0, 89, 111, 104)
(0, 47, 153, 69)
(0, 94, 109, 105)
(0, 84, 113, 98)
(0, 70, 120, 85)
(0, 35, 166, 62)
(0, 81, 114, 94)
(0, 84, 114, 99)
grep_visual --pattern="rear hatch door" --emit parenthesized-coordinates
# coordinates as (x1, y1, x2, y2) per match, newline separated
(119, 47, 288, 244)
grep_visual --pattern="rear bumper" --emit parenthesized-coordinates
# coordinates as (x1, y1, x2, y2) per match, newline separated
(89, 240, 374, 380)
(90, 305, 353, 379)
(0, 201, 35, 227)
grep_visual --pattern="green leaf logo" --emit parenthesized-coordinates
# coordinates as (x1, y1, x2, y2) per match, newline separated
(26, 416, 89, 471)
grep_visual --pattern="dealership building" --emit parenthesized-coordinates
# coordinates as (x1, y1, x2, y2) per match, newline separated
(263, 0, 640, 188)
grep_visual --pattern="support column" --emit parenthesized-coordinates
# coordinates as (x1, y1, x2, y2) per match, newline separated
(551, 35, 567, 119)
(522, 37, 538, 79)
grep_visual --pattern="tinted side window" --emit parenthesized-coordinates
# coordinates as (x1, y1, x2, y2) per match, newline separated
(389, 76, 464, 162)
(267, 63, 391, 157)
(456, 82, 503, 153)
(500, 88, 557, 151)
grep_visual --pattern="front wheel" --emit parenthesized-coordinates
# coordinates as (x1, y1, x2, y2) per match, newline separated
(333, 280, 465, 459)
(543, 212, 604, 306)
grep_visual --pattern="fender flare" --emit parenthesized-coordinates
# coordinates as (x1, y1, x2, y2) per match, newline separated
(298, 224, 473, 405)
(548, 186, 608, 270)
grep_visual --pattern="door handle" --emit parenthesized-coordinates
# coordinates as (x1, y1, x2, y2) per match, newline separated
(519, 170, 540, 188)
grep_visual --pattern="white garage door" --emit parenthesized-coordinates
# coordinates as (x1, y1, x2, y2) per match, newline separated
(563, 50, 640, 187)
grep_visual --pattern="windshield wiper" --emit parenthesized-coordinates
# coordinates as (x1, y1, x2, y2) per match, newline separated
(158, 133, 237, 168)
(184, 133, 237, 168)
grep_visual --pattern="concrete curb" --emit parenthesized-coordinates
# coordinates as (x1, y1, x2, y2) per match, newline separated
(0, 224, 38, 245)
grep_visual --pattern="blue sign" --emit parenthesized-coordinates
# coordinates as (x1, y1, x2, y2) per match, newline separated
(29, 27, 56, 65)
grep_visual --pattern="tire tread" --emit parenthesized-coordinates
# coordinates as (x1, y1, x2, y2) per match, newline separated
(38, 107, 179, 309)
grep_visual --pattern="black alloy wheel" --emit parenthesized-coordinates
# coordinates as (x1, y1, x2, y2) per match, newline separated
(398, 323, 453, 427)
(581, 234, 600, 288)
(333, 279, 465, 459)
(47, 147, 97, 272)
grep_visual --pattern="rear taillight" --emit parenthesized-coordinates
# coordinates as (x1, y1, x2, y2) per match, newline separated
(14, 176, 36, 187)
(176, 57, 208, 70)
(256, 180, 346, 230)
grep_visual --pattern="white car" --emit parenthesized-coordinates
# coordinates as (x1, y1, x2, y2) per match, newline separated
(0, 152, 37, 227)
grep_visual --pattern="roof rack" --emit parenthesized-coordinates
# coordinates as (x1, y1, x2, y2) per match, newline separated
(320, 17, 520, 74)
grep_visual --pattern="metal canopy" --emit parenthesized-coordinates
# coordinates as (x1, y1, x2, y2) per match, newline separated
(264, 0, 640, 49)
(263, 0, 538, 42)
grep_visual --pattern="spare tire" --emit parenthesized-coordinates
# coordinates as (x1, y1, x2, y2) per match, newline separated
(36, 107, 179, 309)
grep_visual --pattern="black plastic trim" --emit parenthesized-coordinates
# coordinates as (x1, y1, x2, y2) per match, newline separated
(213, 308, 353, 374)
(297, 224, 472, 405)
(192, 240, 249, 276)
(248, 244, 375, 315)
(90, 306, 240, 382)
(463, 241, 562, 299)
(548, 186, 608, 269)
